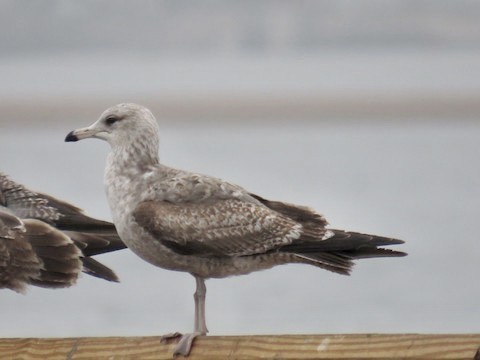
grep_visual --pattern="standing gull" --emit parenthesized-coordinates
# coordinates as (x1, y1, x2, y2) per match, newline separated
(0, 172, 126, 291)
(65, 103, 406, 356)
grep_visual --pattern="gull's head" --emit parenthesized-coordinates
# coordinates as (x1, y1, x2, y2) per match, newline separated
(65, 103, 160, 149)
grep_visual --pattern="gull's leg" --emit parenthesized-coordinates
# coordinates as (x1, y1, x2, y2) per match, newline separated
(194, 275, 208, 334)
(172, 276, 208, 356)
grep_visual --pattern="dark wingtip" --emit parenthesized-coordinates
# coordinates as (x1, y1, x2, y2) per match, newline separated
(65, 131, 78, 142)
(81, 257, 121, 283)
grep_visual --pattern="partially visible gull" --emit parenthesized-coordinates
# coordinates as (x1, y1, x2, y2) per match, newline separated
(0, 173, 126, 292)
(66, 103, 406, 356)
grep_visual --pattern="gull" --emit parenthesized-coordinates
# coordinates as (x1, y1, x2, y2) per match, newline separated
(65, 103, 406, 356)
(0, 172, 126, 292)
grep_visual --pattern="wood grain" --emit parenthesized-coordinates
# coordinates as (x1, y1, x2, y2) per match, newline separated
(0, 334, 479, 359)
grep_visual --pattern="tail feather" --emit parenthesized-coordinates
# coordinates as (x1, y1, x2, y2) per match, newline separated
(284, 230, 406, 275)
(22, 219, 82, 287)
(30, 278, 77, 288)
(285, 230, 404, 253)
(294, 253, 353, 275)
(342, 247, 406, 259)
(30, 270, 79, 288)
(251, 193, 406, 275)
(23, 219, 120, 285)
(81, 257, 120, 282)
(64, 231, 126, 256)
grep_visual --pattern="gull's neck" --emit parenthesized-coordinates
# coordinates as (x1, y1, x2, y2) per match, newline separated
(106, 137, 160, 178)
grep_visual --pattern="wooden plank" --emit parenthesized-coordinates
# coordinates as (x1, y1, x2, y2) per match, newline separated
(0, 334, 479, 359)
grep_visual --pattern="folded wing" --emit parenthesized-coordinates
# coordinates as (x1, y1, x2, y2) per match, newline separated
(133, 199, 302, 257)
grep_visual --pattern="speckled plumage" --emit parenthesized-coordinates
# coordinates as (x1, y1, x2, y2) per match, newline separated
(0, 173, 61, 222)
(66, 103, 406, 356)
(0, 210, 81, 292)
(0, 173, 126, 290)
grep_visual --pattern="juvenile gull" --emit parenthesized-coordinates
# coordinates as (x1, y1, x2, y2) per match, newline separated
(0, 172, 126, 291)
(65, 103, 406, 356)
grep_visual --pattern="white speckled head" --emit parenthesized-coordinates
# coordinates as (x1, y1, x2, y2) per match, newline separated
(66, 103, 160, 149)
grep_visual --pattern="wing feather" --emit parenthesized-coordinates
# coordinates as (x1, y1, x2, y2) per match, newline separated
(133, 199, 302, 257)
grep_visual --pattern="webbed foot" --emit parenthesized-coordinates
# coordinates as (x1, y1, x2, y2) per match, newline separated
(174, 332, 203, 356)
(160, 332, 182, 343)
(161, 332, 204, 357)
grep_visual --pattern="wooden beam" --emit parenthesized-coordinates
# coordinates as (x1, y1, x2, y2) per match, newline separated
(0, 334, 479, 359)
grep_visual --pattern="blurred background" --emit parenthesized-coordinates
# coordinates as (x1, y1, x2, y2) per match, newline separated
(0, 0, 479, 338)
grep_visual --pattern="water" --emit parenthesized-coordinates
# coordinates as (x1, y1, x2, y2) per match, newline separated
(0, 119, 479, 337)
(1, 50, 480, 100)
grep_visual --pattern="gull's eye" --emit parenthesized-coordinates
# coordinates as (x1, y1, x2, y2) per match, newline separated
(105, 116, 119, 126)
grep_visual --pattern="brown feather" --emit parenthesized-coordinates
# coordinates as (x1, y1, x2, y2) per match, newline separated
(81, 257, 119, 282)
(0, 172, 124, 290)
(252, 194, 406, 274)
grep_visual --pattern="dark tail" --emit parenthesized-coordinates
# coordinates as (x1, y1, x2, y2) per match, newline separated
(250, 193, 406, 275)
(81, 257, 119, 282)
(282, 230, 406, 275)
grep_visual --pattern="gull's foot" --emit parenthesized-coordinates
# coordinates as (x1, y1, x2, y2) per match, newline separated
(161, 332, 183, 343)
(173, 332, 203, 357)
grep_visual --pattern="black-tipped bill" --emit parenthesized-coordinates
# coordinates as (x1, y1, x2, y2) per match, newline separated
(65, 131, 79, 142)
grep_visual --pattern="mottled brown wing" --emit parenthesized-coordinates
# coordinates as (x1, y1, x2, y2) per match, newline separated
(21, 219, 83, 289)
(0, 173, 60, 223)
(133, 199, 302, 257)
(37, 193, 117, 232)
(0, 208, 25, 239)
(0, 211, 41, 292)
(0, 173, 125, 255)
(0, 211, 83, 291)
